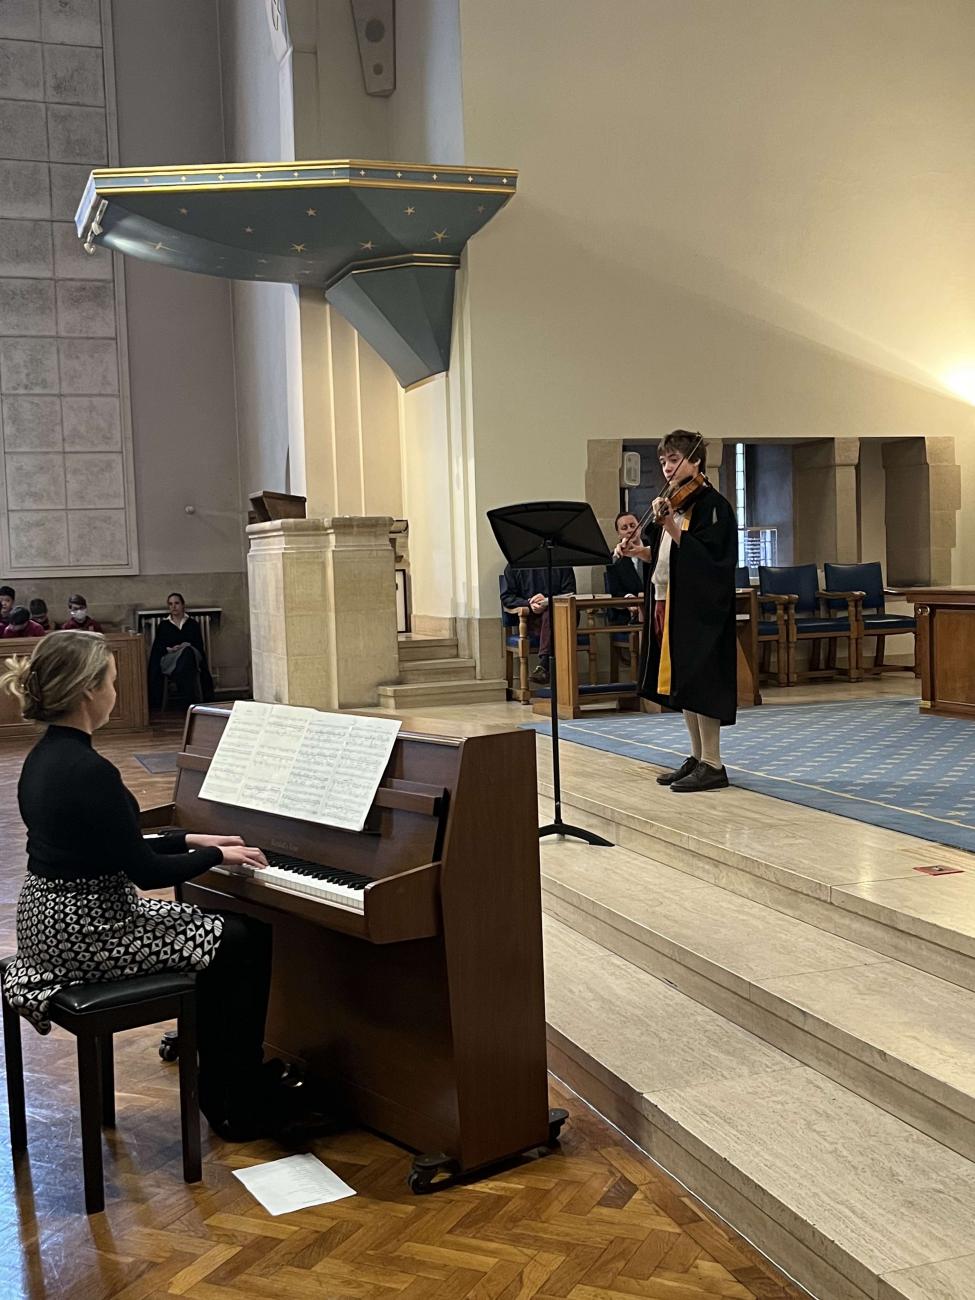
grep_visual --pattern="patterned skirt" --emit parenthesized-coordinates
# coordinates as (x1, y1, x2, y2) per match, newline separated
(3, 871, 224, 1034)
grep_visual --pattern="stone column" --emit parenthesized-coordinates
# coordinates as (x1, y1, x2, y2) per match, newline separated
(247, 516, 399, 709)
(882, 437, 959, 586)
(793, 438, 860, 566)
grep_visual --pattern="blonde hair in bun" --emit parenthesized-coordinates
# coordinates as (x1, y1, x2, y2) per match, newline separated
(0, 631, 111, 723)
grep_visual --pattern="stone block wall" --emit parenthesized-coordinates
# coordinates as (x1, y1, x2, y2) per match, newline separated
(0, 0, 137, 576)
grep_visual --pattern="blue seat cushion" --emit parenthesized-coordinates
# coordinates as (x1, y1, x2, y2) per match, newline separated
(611, 632, 635, 643)
(758, 621, 783, 637)
(795, 618, 850, 634)
(506, 634, 540, 648)
(534, 682, 638, 699)
(863, 615, 916, 632)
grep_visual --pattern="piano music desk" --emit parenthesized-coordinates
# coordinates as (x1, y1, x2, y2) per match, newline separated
(142, 706, 555, 1190)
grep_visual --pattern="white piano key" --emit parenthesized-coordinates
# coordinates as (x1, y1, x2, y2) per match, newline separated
(215, 860, 366, 913)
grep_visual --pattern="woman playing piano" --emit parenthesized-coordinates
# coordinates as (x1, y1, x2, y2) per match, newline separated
(0, 631, 295, 1141)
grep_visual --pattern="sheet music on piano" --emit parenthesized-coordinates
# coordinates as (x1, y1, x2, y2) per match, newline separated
(198, 700, 401, 832)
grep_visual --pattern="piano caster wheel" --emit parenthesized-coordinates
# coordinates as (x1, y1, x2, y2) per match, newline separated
(547, 1107, 569, 1146)
(158, 1029, 179, 1063)
(407, 1153, 457, 1195)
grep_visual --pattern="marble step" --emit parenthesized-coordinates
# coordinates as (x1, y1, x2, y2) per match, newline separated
(397, 635, 459, 662)
(542, 838, 975, 1163)
(536, 748, 975, 994)
(398, 657, 477, 684)
(376, 678, 507, 708)
(544, 915, 975, 1300)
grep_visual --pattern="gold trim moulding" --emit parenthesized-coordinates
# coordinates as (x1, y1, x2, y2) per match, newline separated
(325, 253, 459, 290)
(92, 179, 515, 198)
(90, 158, 520, 179)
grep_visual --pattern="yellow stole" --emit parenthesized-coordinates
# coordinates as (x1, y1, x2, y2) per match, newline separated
(656, 506, 693, 695)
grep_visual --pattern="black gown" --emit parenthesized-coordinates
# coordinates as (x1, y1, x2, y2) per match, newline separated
(148, 616, 215, 708)
(637, 483, 739, 724)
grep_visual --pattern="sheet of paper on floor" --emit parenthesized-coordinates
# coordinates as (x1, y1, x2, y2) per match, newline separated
(233, 1153, 356, 1216)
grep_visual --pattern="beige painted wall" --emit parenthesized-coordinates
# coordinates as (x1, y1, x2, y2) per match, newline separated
(218, 0, 305, 506)
(411, 0, 975, 618)
(111, 3, 241, 559)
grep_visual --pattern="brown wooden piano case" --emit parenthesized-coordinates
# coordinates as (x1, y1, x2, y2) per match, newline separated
(142, 705, 559, 1191)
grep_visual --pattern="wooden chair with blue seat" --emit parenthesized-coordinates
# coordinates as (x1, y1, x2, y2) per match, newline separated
(823, 561, 916, 674)
(0, 962, 201, 1214)
(739, 565, 792, 687)
(602, 571, 641, 681)
(500, 575, 597, 705)
(759, 563, 863, 684)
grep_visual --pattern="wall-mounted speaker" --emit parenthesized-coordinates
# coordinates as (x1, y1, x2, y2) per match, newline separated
(622, 451, 642, 487)
(350, 0, 396, 97)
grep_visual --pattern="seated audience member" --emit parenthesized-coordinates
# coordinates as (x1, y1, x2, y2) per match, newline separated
(0, 586, 15, 626)
(501, 563, 575, 685)
(28, 599, 51, 632)
(61, 594, 102, 632)
(3, 606, 47, 638)
(606, 511, 646, 616)
(148, 592, 215, 708)
(605, 511, 646, 663)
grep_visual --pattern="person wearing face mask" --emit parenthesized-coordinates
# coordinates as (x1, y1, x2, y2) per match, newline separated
(28, 599, 51, 632)
(3, 606, 47, 638)
(61, 594, 102, 632)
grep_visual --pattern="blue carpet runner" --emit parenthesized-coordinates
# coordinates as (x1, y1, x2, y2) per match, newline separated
(527, 698, 975, 852)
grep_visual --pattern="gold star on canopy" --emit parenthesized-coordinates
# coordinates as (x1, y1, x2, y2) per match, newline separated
(360, 240, 375, 251)
(467, 175, 474, 182)
(477, 205, 485, 214)
(432, 229, 447, 243)
(404, 206, 416, 216)
(178, 207, 188, 215)
(243, 226, 254, 234)
(291, 242, 306, 253)
(306, 207, 317, 216)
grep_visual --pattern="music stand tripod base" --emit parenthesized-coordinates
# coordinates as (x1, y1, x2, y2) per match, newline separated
(488, 500, 618, 850)
(539, 819, 613, 845)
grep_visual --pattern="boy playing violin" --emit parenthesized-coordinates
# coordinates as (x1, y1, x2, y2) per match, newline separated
(619, 430, 738, 792)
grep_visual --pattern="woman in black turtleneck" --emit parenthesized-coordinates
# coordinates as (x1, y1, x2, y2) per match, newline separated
(1, 631, 292, 1141)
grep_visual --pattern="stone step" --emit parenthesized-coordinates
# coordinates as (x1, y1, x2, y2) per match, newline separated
(397, 635, 459, 662)
(542, 838, 975, 1164)
(376, 678, 507, 708)
(544, 915, 975, 1300)
(398, 657, 477, 684)
(535, 743, 975, 995)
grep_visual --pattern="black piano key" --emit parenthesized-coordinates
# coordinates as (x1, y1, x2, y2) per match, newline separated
(261, 850, 371, 890)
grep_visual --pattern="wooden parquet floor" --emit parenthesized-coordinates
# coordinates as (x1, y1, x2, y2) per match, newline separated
(0, 723, 805, 1300)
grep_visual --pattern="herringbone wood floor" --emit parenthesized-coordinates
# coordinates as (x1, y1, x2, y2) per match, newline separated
(0, 723, 804, 1300)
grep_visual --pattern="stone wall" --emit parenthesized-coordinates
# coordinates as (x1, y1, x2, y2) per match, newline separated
(14, 569, 251, 691)
(0, 0, 137, 576)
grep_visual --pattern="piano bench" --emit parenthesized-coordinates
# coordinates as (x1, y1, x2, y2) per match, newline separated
(0, 960, 202, 1214)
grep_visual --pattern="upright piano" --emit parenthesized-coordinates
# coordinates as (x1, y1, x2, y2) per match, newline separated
(141, 705, 557, 1189)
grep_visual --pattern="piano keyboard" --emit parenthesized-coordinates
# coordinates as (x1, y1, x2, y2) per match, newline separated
(217, 850, 371, 912)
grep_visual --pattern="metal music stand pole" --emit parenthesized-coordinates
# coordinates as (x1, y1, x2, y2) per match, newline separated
(488, 501, 614, 847)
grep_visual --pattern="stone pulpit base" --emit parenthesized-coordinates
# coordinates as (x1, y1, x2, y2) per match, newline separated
(247, 516, 399, 709)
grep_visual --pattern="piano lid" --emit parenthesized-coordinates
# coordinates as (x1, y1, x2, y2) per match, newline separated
(74, 159, 518, 387)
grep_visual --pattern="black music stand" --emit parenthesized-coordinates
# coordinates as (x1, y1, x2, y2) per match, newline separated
(488, 501, 614, 846)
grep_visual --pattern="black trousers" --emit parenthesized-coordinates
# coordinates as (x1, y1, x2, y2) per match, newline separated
(194, 910, 272, 1123)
